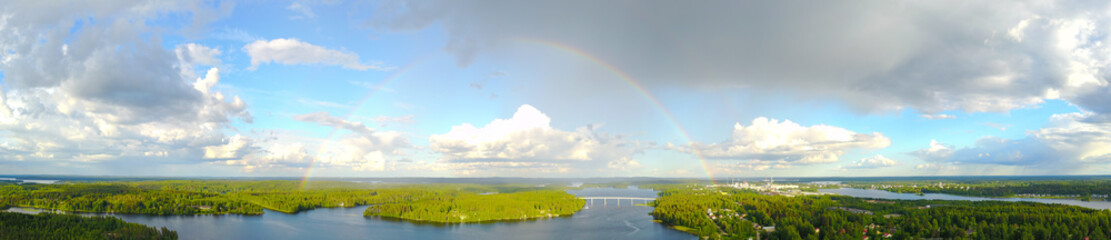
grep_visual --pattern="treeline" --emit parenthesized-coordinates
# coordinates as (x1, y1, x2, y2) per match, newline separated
(230, 188, 439, 213)
(650, 187, 1111, 240)
(364, 190, 584, 223)
(0, 212, 177, 240)
(125, 180, 376, 193)
(126, 180, 444, 213)
(0, 183, 263, 215)
(0, 181, 421, 215)
(921, 181, 1111, 199)
(854, 179, 1111, 199)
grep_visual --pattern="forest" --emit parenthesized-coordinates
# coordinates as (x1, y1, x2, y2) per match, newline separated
(363, 190, 584, 223)
(0, 182, 264, 215)
(650, 187, 1111, 240)
(0, 180, 584, 222)
(0, 212, 177, 240)
(0, 181, 449, 215)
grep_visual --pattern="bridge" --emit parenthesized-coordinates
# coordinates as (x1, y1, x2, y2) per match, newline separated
(579, 197, 655, 207)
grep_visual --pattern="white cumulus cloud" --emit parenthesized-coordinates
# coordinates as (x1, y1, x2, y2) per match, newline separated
(291, 112, 409, 172)
(221, 142, 313, 173)
(910, 113, 1111, 174)
(689, 117, 890, 165)
(0, 67, 251, 171)
(432, 105, 596, 161)
(203, 135, 253, 160)
(912, 140, 955, 163)
(429, 104, 641, 175)
(841, 155, 899, 169)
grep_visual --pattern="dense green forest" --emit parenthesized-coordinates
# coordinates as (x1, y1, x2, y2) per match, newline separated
(0, 181, 582, 221)
(0, 183, 264, 215)
(364, 190, 584, 223)
(651, 187, 1111, 240)
(0, 212, 177, 240)
(0, 181, 456, 215)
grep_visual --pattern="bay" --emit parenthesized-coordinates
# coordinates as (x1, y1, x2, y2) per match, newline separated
(6, 187, 694, 240)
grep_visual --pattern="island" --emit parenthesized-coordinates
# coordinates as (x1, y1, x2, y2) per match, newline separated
(363, 190, 583, 223)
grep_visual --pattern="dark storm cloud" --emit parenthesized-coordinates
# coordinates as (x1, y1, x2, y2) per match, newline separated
(370, 0, 1111, 114)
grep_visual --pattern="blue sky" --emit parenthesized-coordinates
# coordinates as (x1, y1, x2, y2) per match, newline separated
(2, 1, 1111, 178)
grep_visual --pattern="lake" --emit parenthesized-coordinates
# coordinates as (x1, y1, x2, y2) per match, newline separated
(6, 187, 695, 240)
(820, 188, 1111, 210)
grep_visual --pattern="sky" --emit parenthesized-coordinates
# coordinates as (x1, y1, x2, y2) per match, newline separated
(2, 1, 1111, 179)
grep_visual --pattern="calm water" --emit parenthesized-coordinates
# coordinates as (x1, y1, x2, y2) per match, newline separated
(820, 188, 1111, 210)
(7, 187, 694, 240)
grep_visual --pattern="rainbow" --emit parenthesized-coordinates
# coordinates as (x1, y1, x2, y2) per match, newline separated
(299, 58, 429, 190)
(299, 39, 718, 189)
(511, 37, 715, 184)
